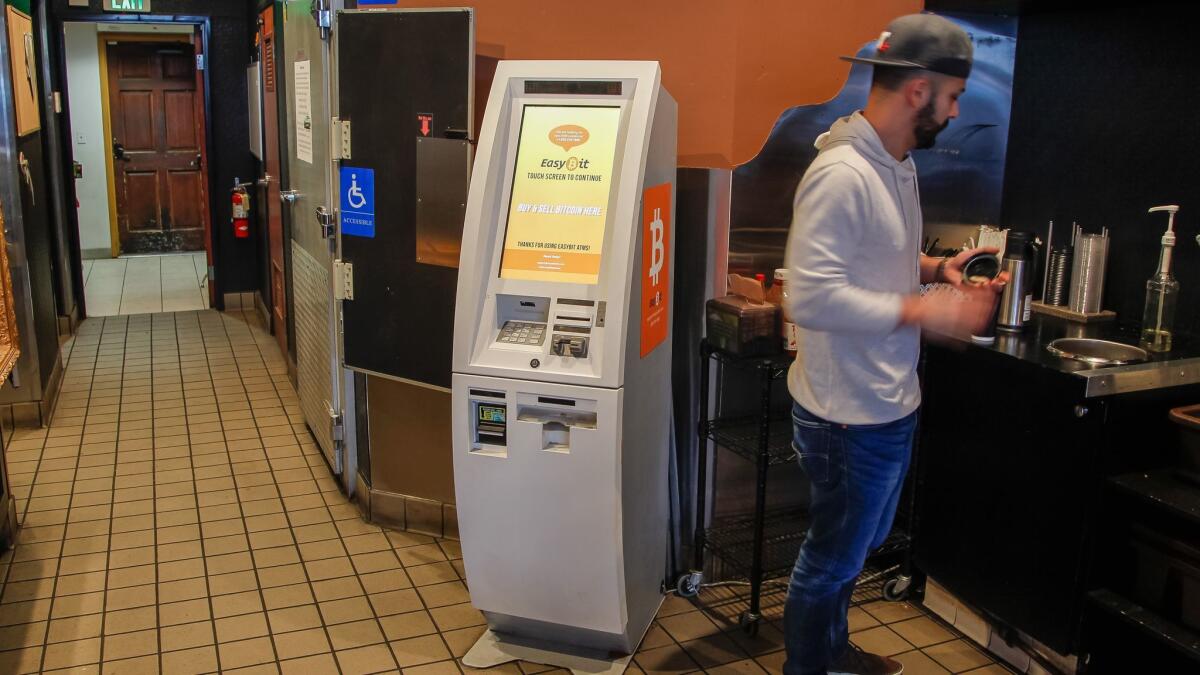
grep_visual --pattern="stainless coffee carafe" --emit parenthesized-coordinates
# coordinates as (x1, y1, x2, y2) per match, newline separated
(997, 231, 1038, 332)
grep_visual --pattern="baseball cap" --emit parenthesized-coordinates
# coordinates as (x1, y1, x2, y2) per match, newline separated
(841, 14, 973, 79)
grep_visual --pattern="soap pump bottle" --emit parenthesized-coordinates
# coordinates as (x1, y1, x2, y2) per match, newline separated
(1141, 204, 1181, 352)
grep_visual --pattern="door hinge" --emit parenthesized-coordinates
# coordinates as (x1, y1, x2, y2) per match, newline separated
(333, 260, 354, 301)
(316, 206, 336, 239)
(313, 0, 333, 31)
(332, 118, 351, 160)
(196, 54, 205, 71)
(329, 407, 344, 442)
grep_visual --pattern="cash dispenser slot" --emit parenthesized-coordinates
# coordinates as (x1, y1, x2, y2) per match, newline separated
(516, 394, 597, 454)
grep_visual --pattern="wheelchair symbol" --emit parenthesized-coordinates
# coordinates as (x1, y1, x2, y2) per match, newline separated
(346, 173, 367, 209)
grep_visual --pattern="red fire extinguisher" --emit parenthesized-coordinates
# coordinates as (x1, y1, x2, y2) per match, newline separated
(232, 182, 250, 239)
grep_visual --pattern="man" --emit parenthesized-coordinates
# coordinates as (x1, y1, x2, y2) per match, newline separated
(781, 14, 1005, 675)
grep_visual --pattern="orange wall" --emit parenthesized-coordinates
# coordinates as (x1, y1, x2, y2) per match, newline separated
(390, 0, 922, 167)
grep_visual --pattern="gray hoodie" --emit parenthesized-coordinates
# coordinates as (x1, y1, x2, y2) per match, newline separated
(784, 112, 922, 425)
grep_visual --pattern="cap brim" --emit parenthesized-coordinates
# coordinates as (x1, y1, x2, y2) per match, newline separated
(839, 55, 924, 69)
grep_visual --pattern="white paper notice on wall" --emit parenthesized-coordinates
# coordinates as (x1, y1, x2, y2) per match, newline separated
(294, 60, 313, 164)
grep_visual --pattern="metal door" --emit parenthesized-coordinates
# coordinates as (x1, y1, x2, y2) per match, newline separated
(281, 0, 341, 472)
(334, 9, 473, 388)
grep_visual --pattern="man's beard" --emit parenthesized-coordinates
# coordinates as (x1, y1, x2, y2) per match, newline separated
(914, 99, 949, 149)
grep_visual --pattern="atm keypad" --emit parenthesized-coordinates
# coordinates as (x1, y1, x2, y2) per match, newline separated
(498, 321, 546, 346)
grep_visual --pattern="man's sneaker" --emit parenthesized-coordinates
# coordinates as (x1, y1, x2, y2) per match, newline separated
(828, 643, 904, 675)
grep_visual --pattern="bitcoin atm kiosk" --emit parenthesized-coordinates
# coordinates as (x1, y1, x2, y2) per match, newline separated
(452, 61, 676, 666)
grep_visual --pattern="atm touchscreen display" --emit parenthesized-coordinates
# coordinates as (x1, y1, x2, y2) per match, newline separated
(499, 105, 621, 285)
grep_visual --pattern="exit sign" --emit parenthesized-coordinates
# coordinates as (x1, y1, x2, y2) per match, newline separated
(106, 0, 151, 12)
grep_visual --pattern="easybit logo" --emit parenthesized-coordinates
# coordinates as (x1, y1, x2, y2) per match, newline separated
(540, 157, 591, 171)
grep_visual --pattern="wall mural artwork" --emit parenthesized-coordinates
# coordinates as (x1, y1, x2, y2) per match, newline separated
(0, 201, 19, 383)
(726, 13, 1017, 276)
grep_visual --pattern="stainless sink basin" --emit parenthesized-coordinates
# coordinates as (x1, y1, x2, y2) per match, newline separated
(1046, 338, 1149, 366)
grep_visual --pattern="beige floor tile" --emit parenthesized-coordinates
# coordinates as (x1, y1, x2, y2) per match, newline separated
(42, 636, 102, 670)
(219, 636, 278, 669)
(319, 596, 374, 625)
(680, 633, 748, 669)
(311, 576, 363, 603)
(429, 603, 485, 632)
(273, 626, 331, 660)
(160, 620, 215, 652)
(895, 649, 953, 675)
(47, 612, 104, 643)
(634, 643, 701, 675)
(416, 581, 470, 609)
(850, 626, 915, 658)
(161, 645, 219, 674)
(104, 605, 158, 635)
(279, 652, 341, 675)
(389, 633, 451, 668)
(106, 583, 157, 611)
(923, 639, 994, 673)
(216, 612, 271, 643)
(892, 615, 957, 649)
(212, 590, 265, 619)
(441, 625, 486, 658)
(103, 627, 159, 661)
(327, 618, 386, 651)
(861, 600, 924, 624)
(0, 643, 42, 674)
(379, 609, 438, 642)
(407, 562, 460, 587)
(657, 610, 721, 643)
(704, 658, 768, 675)
(360, 569, 412, 595)
(159, 598, 212, 627)
(267, 605, 323, 634)
(262, 583, 314, 611)
(0, 620, 47, 650)
(370, 588, 425, 618)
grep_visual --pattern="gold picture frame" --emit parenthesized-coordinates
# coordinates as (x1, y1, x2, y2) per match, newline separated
(0, 199, 20, 383)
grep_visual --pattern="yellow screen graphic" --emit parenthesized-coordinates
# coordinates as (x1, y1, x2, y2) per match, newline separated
(500, 105, 621, 285)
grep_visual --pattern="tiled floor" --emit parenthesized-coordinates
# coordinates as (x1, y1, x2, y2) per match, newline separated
(83, 253, 209, 317)
(0, 309, 1013, 674)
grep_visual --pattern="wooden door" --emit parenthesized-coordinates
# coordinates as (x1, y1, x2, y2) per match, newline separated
(261, 7, 287, 355)
(107, 41, 207, 254)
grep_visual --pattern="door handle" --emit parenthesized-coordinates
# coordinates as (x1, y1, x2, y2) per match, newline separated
(190, 153, 202, 168)
(280, 189, 302, 204)
(112, 140, 130, 162)
(257, 174, 273, 187)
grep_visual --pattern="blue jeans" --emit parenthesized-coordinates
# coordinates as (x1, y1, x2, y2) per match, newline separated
(782, 402, 917, 675)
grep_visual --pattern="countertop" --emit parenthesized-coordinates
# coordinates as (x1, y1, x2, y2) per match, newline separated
(939, 314, 1200, 397)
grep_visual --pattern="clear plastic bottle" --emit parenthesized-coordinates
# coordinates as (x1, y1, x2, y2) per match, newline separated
(1141, 275, 1179, 352)
(773, 268, 798, 356)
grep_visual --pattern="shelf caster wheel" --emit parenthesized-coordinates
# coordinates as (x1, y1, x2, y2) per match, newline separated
(739, 611, 760, 636)
(882, 575, 912, 602)
(676, 572, 702, 598)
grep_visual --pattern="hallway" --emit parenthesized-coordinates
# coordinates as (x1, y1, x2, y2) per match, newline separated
(82, 254, 209, 317)
(0, 311, 1009, 674)
(0, 311, 473, 674)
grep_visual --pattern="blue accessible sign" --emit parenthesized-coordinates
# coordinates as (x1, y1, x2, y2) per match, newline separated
(340, 166, 375, 238)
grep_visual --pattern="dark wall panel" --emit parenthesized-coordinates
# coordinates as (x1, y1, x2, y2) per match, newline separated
(1000, 7, 1200, 336)
(16, 133, 62, 388)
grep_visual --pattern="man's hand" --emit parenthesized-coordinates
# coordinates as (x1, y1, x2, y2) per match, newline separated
(900, 285, 997, 338)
